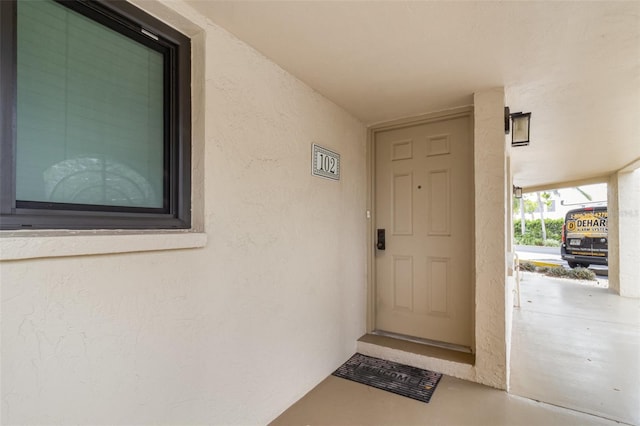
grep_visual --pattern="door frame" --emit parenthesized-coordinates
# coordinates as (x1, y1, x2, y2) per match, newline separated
(366, 106, 476, 344)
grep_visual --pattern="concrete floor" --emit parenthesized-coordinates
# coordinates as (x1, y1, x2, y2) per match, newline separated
(271, 272, 639, 425)
(510, 272, 640, 425)
(270, 374, 618, 425)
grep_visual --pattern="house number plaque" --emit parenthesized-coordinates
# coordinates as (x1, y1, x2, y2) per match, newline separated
(312, 143, 340, 181)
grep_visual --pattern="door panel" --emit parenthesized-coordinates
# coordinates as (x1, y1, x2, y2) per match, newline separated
(375, 114, 473, 347)
(393, 255, 413, 311)
(428, 169, 450, 235)
(392, 172, 413, 235)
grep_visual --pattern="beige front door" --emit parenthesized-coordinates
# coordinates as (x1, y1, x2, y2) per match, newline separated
(374, 112, 473, 348)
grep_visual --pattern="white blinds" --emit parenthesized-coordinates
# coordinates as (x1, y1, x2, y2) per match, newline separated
(16, 0, 165, 208)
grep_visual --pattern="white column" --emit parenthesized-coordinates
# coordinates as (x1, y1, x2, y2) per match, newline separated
(618, 169, 640, 297)
(474, 88, 509, 389)
(608, 167, 640, 298)
(608, 174, 620, 294)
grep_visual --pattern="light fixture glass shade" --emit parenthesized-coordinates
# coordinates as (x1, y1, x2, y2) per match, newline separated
(511, 113, 531, 146)
(513, 186, 523, 199)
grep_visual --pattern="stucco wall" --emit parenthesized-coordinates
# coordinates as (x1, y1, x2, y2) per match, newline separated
(609, 169, 640, 298)
(473, 89, 509, 389)
(608, 174, 620, 294)
(0, 1, 367, 424)
(617, 169, 640, 298)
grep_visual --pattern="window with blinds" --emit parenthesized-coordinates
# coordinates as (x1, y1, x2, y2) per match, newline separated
(0, 0, 191, 229)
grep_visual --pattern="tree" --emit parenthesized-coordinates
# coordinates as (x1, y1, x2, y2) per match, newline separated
(513, 190, 563, 239)
(520, 197, 525, 234)
(575, 187, 593, 201)
(536, 192, 553, 241)
(536, 191, 550, 241)
(524, 197, 537, 220)
(513, 197, 526, 235)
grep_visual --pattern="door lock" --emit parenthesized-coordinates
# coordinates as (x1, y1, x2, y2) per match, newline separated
(376, 229, 385, 250)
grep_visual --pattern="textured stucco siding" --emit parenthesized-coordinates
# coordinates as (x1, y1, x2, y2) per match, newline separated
(0, 1, 368, 424)
(473, 89, 509, 389)
(609, 169, 640, 298)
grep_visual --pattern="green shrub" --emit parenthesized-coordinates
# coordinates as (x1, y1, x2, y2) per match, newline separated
(569, 267, 596, 281)
(513, 218, 564, 245)
(539, 266, 596, 281)
(543, 239, 561, 247)
(518, 261, 536, 272)
(545, 266, 569, 277)
(518, 233, 538, 246)
(520, 262, 597, 281)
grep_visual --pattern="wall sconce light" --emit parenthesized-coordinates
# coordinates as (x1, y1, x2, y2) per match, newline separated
(505, 107, 531, 147)
(513, 185, 523, 199)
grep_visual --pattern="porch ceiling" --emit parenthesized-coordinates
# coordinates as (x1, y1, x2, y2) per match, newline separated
(185, 0, 640, 189)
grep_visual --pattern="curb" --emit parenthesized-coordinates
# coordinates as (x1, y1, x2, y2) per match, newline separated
(524, 260, 560, 268)
(591, 268, 608, 277)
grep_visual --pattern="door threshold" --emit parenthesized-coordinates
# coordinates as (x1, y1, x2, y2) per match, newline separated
(371, 330, 473, 354)
(357, 334, 476, 366)
(359, 333, 475, 366)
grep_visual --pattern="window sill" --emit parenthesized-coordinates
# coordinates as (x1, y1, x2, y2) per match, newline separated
(0, 231, 207, 261)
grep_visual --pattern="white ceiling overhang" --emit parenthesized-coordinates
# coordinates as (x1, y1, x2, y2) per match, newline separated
(185, 0, 640, 189)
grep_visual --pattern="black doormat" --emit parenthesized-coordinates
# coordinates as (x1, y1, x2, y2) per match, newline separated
(332, 353, 442, 403)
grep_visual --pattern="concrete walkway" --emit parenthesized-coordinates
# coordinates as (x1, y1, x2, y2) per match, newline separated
(510, 272, 640, 425)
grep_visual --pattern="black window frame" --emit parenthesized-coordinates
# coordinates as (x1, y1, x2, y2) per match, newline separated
(0, 0, 191, 230)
